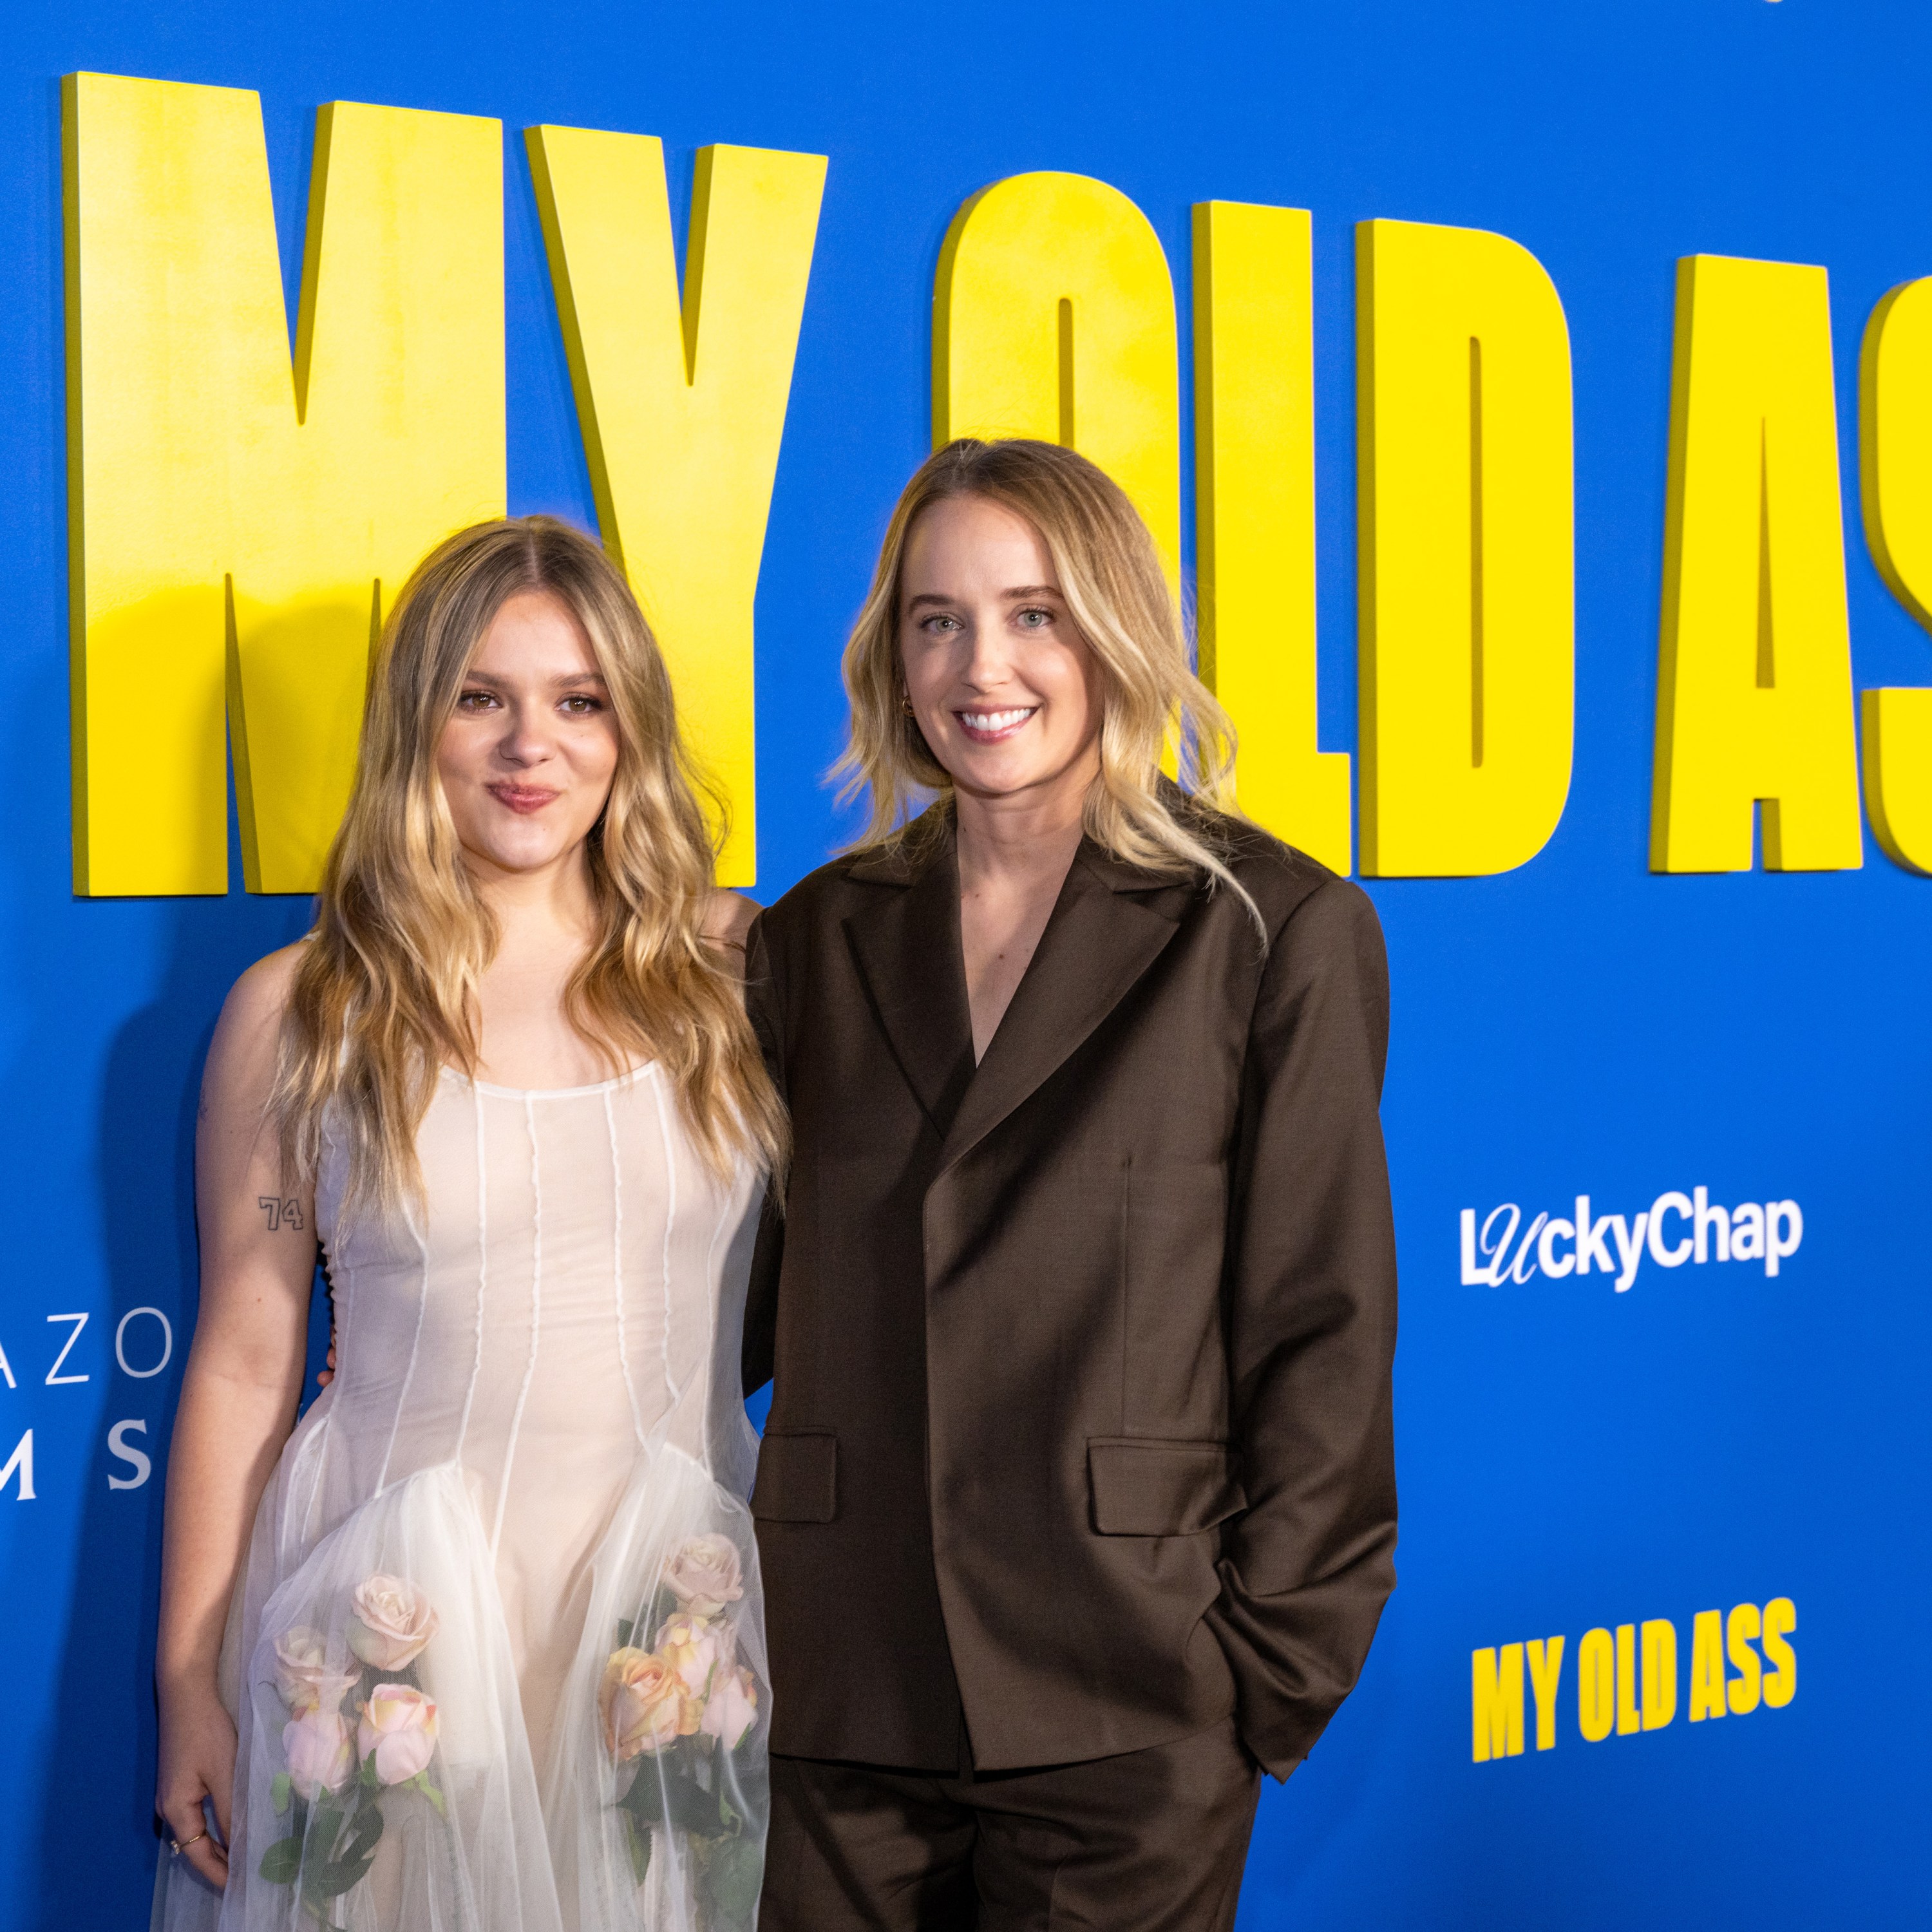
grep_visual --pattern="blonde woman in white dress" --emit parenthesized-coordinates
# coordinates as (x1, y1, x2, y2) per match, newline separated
(151, 516, 784, 1932)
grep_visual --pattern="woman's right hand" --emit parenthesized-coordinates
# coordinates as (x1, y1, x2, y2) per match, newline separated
(156, 1680, 236, 1891)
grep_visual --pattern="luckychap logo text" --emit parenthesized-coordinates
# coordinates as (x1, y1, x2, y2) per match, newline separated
(1459, 1190, 1804, 1291)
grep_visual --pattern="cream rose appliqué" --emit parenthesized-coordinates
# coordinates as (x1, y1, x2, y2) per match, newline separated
(600, 1532, 763, 1926)
(258, 1575, 448, 1916)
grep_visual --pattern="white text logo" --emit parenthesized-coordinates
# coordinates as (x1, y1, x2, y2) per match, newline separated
(1459, 1190, 1803, 1291)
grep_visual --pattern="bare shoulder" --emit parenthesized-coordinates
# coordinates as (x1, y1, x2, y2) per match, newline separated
(200, 943, 315, 1214)
(221, 941, 305, 1033)
(703, 889, 761, 952)
(205, 942, 305, 1095)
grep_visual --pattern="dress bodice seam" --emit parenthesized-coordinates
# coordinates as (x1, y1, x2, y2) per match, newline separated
(441, 1063, 656, 1103)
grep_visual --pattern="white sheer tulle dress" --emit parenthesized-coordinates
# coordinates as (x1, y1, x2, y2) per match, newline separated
(153, 1064, 769, 1932)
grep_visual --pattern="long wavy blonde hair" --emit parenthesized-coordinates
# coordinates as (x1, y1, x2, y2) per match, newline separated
(274, 515, 784, 1226)
(834, 439, 1248, 893)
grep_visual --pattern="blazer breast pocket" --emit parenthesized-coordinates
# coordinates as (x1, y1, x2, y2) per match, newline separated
(751, 1429, 838, 1524)
(1086, 1437, 1246, 1536)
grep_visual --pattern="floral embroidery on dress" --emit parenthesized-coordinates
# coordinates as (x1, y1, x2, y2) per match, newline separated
(258, 1574, 451, 1919)
(600, 1534, 763, 1927)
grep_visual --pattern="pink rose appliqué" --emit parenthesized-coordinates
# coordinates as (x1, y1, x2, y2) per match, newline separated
(283, 1708, 356, 1801)
(272, 1628, 362, 1718)
(700, 1665, 759, 1752)
(347, 1573, 439, 1671)
(357, 1683, 439, 1785)
(662, 1535, 744, 1618)
(656, 1612, 728, 1701)
(601, 1648, 693, 1761)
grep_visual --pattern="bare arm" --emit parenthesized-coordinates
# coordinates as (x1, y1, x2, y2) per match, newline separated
(155, 945, 317, 1888)
(704, 887, 761, 962)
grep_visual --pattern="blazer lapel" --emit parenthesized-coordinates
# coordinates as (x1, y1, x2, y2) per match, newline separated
(938, 842, 1189, 1173)
(842, 824, 978, 1139)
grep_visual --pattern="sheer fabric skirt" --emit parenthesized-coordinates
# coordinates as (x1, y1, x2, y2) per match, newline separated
(152, 1443, 770, 1932)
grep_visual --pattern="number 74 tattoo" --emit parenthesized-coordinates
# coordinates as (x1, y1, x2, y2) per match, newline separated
(258, 1196, 306, 1233)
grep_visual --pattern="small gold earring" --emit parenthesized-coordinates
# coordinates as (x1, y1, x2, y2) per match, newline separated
(900, 690, 916, 717)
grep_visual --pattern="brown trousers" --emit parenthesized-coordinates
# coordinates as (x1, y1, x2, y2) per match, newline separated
(761, 1721, 1261, 1931)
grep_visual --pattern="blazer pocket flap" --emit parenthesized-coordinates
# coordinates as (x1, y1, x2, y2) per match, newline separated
(1088, 1437, 1245, 1536)
(752, 1430, 837, 1523)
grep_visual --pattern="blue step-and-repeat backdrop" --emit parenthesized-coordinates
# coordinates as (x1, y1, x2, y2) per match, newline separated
(1, 2, 1927, 1925)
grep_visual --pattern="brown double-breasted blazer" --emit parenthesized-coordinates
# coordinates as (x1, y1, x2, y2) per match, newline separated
(742, 808, 1397, 1779)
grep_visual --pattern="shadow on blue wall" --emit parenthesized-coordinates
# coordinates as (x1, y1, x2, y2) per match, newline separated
(32, 884, 319, 1929)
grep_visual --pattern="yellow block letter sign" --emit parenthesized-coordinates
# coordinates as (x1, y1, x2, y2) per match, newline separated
(65, 72, 504, 896)
(528, 128, 826, 887)
(934, 172, 1180, 595)
(1193, 202, 1349, 874)
(1356, 219, 1575, 877)
(1651, 255, 1862, 873)
(1859, 277, 1932, 873)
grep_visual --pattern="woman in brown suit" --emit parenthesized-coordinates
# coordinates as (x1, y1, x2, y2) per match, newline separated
(745, 439, 1397, 1931)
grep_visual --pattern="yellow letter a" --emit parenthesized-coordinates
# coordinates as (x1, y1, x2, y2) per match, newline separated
(1687, 1609, 1727, 1721)
(1651, 255, 1862, 872)
(528, 128, 826, 887)
(65, 72, 505, 896)
(1356, 219, 1575, 877)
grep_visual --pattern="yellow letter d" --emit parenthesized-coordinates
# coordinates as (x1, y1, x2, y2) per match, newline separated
(1356, 219, 1575, 878)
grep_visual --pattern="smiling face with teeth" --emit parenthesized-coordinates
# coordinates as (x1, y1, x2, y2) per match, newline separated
(898, 493, 1104, 824)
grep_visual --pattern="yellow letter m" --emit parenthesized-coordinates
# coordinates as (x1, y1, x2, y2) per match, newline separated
(1472, 1642, 1525, 1762)
(64, 71, 505, 895)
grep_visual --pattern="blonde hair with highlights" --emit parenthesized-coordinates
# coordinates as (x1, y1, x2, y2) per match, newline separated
(273, 515, 784, 1226)
(835, 439, 1249, 896)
